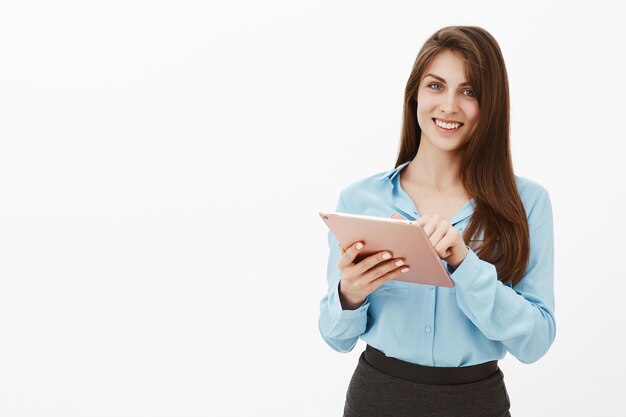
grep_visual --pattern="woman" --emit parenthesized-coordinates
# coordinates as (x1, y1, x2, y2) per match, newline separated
(318, 26, 555, 417)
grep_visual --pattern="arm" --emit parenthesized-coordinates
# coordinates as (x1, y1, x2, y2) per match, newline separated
(450, 189, 556, 364)
(318, 192, 370, 353)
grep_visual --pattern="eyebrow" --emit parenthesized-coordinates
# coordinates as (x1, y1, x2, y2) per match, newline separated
(424, 73, 471, 86)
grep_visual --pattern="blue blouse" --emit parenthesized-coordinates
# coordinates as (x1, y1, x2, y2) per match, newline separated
(318, 160, 556, 366)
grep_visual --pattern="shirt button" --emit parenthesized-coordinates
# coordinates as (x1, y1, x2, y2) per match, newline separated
(429, 285, 434, 290)
(425, 326, 432, 333)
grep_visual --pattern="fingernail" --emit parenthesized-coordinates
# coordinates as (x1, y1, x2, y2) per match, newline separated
(382, 253, 391, 260)
(356, 242, 363, 250)
(395, 260, 404, 266)
(401, 267, 409, 273)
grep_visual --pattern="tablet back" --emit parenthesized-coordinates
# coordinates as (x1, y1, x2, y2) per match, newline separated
(320, 211, 454, 287)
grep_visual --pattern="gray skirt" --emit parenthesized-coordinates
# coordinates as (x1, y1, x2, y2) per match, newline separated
(343, 350, 511, 417)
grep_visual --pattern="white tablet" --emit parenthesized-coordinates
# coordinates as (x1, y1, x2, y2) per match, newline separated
(320, 211, 454, 287)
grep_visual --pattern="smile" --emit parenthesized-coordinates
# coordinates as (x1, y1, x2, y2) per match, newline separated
(433, 119, 463, 131)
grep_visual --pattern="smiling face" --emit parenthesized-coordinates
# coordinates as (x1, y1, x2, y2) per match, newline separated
(416, 49, 480, 153)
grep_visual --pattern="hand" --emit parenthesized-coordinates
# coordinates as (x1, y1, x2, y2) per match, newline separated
(391, 213, 469, 269)
(336, 241, 410, 310)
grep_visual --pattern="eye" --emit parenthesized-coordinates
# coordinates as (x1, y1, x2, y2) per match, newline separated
(463, 89, 475, 97)
(427, 82, 443, 91)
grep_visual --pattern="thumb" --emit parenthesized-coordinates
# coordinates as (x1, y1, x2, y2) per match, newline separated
(391, 213, 406, 220)
(338, 242, 346, 253)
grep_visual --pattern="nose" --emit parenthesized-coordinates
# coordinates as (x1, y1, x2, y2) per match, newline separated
(439, 92, 460, 114)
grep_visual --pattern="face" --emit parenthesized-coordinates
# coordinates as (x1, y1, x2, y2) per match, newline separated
(416, 50, 479, 152)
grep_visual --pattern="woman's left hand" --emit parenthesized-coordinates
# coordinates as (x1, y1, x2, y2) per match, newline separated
(391, 213, 469, 269)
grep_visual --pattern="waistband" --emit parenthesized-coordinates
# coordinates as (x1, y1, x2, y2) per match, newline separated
(364, 345, 499, 385)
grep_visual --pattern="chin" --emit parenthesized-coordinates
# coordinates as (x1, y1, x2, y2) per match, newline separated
(429, 135, 465, 152)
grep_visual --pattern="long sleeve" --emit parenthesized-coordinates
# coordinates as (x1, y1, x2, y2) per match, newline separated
(318, 192, 371, 353)
(449, 189, 556, 364)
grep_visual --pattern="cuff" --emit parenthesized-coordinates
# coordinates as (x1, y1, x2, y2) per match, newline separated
(449, 247, 488, 291)
(326, 282, 370, 337)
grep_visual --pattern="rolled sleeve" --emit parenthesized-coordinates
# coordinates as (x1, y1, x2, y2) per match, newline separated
(318, 192, 370, 353)
(448, 190, 556, 364)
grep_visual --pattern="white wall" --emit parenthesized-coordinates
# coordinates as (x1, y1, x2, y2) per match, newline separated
(1, 1, 623, 415)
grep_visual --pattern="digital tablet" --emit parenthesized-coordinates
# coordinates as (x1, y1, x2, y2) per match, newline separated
(319, 211, 454, 287)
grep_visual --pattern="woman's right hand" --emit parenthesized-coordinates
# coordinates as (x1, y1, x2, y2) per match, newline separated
(337, 241, 410, 310)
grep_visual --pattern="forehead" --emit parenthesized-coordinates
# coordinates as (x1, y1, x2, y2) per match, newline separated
(423, 50, 469, 83)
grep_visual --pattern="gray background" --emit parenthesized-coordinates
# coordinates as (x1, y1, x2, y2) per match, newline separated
(1, 0, 624, 415)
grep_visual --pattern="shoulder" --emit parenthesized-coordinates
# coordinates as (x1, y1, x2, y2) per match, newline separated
(514, 174, 548, 198)
(337, 166, 396, 209)
(514, 174, 551, 217)
(340, 167, 391, 199)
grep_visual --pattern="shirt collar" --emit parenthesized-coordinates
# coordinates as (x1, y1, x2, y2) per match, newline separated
(377, 159, 475, 225)
(377, 160, 411, 183)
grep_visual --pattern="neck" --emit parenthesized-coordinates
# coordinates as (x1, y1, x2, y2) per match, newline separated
(402, 140, 464, 192)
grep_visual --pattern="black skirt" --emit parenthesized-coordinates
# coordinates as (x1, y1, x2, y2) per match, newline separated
(343, 346, 511, 417)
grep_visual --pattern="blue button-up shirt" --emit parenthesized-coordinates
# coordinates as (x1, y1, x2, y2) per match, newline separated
(318, 160, 556, 366)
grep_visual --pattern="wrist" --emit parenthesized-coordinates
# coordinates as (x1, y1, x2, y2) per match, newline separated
(448, 245, 470, 269)
(338, 283, 365, 310)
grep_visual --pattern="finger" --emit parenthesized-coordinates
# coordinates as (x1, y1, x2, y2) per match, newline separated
(364, 263, 411, 292)
(421, 214, 439, 237)
(416, 215, 429, 228)
(338, 242, 346, 254)
(434, 231, 457, 258)
(435, 235, 454, 255)
(337, 241, 364, 269)
(352, 250, 396, 282)
(362, 256, 408, 285)
(428, 220, 450, 249)
(391, 213, 406, 220)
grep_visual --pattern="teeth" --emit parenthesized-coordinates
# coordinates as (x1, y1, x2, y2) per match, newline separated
(435, 119, 461, 129)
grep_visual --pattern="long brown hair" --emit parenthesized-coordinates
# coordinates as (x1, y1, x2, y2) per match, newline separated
(396, 25, 529, 286)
